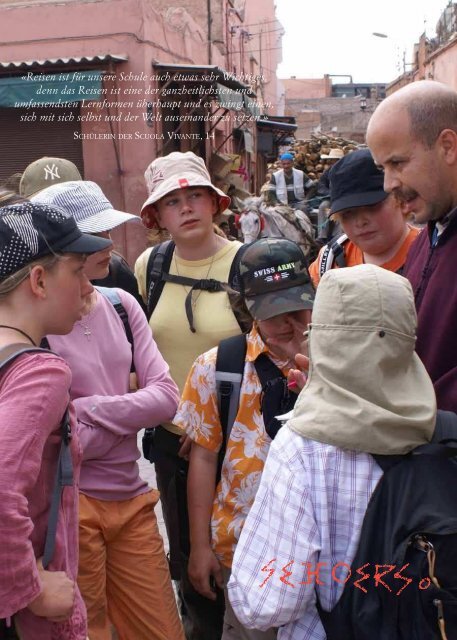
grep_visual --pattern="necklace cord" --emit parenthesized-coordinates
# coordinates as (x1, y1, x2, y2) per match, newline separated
(0, 324, 37, 347)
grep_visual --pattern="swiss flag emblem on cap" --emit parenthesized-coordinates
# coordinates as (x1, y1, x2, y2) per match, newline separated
(179, 178, 189, 188)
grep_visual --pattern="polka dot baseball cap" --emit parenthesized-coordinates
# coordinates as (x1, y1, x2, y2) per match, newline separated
(0, 202, 111, 279)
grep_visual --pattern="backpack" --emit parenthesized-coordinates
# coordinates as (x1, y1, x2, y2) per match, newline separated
(318, 233, 348, 278)
(0, 345, 72, 640)
(318, 410, 457, 640)
(92, 252, 146, 313)
(214, 333, 298, 482)
(174, 333, 299, 557)
(95, 286, 135, 372)
(317, 233, 407, 279)
(145, 240, 252, 334)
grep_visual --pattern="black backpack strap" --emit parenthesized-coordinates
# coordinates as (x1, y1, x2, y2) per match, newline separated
(331, 236, 348, 268)
(253, 353, 285, 386)
(228, 244, 249, 294)
(433, 409, 457, 445)
(215, 334, 247, 484)
(159, 273, 225, 334)
(146, 240, 175, 320)
(373, 410, 457, 473)
(42, 407, 73, 568)
(0, 345, 72, 569)
(318, 233, 348, 277)
(254, 353, 295, 440)
(145, 241, 253, 334)
(95, 286, 135, 373)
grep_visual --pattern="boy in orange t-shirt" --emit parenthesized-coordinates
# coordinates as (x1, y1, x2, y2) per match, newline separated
(310, 149, 420, 287)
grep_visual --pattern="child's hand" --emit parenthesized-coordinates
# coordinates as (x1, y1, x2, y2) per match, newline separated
(28, 559, 75, 621)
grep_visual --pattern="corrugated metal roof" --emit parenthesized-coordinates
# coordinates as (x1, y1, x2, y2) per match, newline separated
(0, 54, 128, 69)
(257, 119, 297, 131)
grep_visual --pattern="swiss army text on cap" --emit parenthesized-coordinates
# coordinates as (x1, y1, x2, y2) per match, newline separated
(238, 237, 315, 321)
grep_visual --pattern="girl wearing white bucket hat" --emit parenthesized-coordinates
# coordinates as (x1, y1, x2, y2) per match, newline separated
(135, 152, 249, 640)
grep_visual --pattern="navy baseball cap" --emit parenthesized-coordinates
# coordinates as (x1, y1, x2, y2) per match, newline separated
(329, 148, 388, 216)
(0, 202, 111, 279)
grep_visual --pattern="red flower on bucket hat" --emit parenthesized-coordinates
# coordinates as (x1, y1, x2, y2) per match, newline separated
(141, 152, 230, 229)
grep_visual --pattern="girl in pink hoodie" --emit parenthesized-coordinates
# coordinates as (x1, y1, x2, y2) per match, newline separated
(0, 201, 111, 640)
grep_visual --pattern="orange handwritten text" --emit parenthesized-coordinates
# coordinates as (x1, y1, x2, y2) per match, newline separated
(258, 560, 429, 596)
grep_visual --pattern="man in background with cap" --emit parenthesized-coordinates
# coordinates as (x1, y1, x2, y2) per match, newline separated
(174, 237, 314, 640)
(21, 156, 145, 310)
(265, 153, 315, 208)
(315, 149, 345, 246)
(308, 148, 420, 286)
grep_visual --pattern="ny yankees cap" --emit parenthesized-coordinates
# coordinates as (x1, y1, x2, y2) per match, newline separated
(0, 202, 111, 279)
(238, 237, 315, 321)
(32, 181, 138, 233)
(140, 151, 231, 229)
(19, 157, 82, 198)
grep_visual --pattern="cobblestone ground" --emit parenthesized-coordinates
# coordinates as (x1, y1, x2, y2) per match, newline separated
(136, 431, 169, 554)
(109, 434, 172, 638)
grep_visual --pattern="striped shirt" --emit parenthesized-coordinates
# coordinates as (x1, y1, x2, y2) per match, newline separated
(227, 426, 383, 639)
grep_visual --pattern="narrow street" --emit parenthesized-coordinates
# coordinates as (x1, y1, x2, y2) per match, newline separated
(136, 432, 169, 554)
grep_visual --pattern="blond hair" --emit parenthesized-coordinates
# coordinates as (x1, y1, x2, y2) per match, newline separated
(0, 255, 61, 297)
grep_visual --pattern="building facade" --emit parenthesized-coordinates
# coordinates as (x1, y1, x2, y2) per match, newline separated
(0, 0, 283, 261)
(283, 75, 385, 142)
(387, 3, 457, 95)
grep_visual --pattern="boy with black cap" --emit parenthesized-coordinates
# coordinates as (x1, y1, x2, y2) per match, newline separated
(174, 237, 315, 640)
(309, 148, 420, 286)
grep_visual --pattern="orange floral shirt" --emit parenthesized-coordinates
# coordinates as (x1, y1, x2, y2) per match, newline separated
(174, 326, 290, 568)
